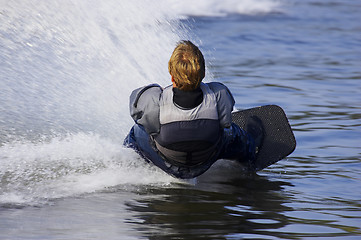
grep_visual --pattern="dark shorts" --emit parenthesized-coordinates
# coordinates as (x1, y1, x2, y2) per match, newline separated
(123, 123, 255, 179)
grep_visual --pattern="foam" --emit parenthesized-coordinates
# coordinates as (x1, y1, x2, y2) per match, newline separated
(0, 133, 179, 205)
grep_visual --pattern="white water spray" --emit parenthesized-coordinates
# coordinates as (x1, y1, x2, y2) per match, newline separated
(0, 0, 281, 205)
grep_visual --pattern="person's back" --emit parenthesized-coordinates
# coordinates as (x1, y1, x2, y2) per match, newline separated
(124, 40, 261, 179)
(153, 41, 233, 166)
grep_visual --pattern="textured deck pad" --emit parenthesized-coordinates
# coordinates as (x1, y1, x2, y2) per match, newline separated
(231, 105, 296, 171)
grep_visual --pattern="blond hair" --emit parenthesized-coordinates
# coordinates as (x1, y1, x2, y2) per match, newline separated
(168, 40, 205, 91)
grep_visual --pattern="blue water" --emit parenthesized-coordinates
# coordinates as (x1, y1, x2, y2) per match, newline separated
(1, 0, 360, 239)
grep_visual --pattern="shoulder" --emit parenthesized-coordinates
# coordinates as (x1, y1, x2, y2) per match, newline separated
(130, 84, 163, 108)
(205, 82, 234, 103)
(205, 82, 235, 128)
(207, 82, 229, 92)
(129, 84, 163, 134)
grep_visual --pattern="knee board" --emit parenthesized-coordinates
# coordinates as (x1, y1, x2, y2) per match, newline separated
(232, 105, 296, 171)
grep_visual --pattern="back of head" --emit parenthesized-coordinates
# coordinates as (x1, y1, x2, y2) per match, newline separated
(168, 40, 205, 91)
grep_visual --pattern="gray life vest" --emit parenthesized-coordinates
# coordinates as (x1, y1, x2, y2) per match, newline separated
(154, 83, 222, 167)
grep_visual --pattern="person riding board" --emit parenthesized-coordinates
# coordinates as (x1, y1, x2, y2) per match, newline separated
(124, 40, 263, 179)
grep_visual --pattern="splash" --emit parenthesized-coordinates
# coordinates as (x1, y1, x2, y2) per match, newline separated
(0, 0, 281, 205)
(166, 0, 283, 17)
(0, 133, 176, 205)
(0, 0, 184, 141)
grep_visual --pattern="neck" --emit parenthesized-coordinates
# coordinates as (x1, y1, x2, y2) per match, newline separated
(172, 87, 203, 109)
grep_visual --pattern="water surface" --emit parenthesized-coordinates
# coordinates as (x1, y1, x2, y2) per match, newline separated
(0, 0, 360, 239)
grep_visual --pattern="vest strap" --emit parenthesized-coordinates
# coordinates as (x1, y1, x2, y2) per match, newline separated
(154, 137, 221, 167)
